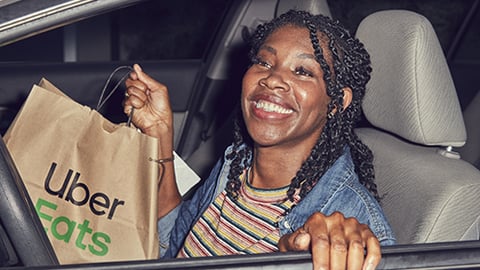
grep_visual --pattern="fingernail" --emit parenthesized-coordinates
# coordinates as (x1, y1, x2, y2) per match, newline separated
(133, 63, 142, 72)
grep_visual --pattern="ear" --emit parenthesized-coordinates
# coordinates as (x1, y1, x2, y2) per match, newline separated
(341, 87, 353, 110)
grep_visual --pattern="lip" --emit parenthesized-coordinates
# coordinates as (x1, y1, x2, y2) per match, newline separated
(248, 94, 295, 120)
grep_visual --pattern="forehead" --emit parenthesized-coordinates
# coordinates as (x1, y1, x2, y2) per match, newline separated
(263, 25, 313, 49)
(261, 24, 334, 65)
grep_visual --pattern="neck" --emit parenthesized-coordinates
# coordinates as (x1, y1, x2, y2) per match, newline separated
(249, 143, 311, 189)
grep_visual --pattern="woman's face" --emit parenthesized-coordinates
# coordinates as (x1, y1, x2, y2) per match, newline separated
(242, 24, 331, 149)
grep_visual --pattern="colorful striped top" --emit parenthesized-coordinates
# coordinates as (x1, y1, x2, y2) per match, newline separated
(177, 169, 294, 257)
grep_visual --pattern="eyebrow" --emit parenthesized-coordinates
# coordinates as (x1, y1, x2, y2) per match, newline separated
(259, 45, 315, 60)
(297, 53, 315, 60)
(259, 45, 276, 54)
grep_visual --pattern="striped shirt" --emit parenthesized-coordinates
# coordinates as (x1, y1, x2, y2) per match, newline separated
(177, 170, 294, 257)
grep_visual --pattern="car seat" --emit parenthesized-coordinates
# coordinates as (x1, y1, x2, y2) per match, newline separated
(458, 90, 480, 169)
(276, 0, 331, 17)
(355, 10, 480, 244)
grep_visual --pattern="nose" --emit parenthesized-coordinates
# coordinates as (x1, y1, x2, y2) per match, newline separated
(259, 71, 289, 91)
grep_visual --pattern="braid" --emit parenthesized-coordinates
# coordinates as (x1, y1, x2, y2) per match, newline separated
(225, 108, 252, 200)
(226, 9, 380, 202)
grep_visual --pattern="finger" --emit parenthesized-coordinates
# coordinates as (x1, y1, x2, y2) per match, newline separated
(329, 226, 347, 270)
(123, 89, 133, 115)
(125, 76, 148, 99)
(123, 88, 144, 111)
(133, 64, 164, 92)
(278, 234, 290, 252)
(345, 232, 365, 270)
(293, 232, 311, 250)
(323, 212, 347, 270)
(125, 78, 147, 93)
(342, 217, 365, 270)
(123, 92, 145, 118)
(361, 226, 381, 270)
(129, 69, 138, 80)
(307, 213, 330, 270)
(125, 86, 148, 107)
(123, 104, 134, 116)
(278, 229, 309, 252)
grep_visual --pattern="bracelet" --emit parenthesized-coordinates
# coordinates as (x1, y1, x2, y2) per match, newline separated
(149, 156, 174, 164)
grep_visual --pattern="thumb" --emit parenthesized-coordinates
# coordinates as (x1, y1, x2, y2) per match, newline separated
(278, 231, 311, 251)
(293, 232, 311, 250)
(133, 64, 160, 91)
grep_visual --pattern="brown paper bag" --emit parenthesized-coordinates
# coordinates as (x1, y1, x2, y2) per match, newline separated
(3, 78, 159, 264)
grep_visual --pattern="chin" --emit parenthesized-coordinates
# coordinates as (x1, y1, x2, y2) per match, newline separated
(250, 133, 284, 148)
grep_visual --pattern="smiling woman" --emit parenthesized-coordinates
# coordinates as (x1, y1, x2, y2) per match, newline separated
(123, 9, 395, 270)
(0, 0, 480, 269)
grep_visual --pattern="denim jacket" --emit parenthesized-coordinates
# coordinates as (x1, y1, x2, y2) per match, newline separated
(158, 144, 396, 258)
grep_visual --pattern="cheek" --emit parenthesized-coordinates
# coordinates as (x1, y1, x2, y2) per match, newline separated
(316, 92, 331, 111)
(241, 72, 253, 116)
(297, 87, 331, 117)
(242, 69, 257, 92)
(316, 96, 331, 116)
(241, 69, 260, 103)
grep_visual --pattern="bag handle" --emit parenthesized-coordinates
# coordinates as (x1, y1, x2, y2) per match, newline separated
(96, 65, 134, 126)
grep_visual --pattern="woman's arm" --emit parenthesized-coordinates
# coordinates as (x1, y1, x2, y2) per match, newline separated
(124, 64, 181, 218)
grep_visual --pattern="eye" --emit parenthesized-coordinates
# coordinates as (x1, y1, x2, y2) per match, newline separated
(294, 66, 314, 77)
(253, 56, 272, 69)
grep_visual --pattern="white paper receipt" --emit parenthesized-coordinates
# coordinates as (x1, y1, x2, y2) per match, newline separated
(173, 151, 201, 196)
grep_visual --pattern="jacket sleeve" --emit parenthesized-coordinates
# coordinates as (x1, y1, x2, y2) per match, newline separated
(159, 159, 225, 258)
(322, 177, 397, 246)
(157, 203, 183, 257)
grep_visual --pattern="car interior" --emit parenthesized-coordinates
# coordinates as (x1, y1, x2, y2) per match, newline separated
(0, 0, 479, 269)
(355, 9, 480, 244)
(459, 89, 480, 169)
(188, 0, 480, 245)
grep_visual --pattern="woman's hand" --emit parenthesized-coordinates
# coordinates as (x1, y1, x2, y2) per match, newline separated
(124, 64, 180, 217)
(123, 64, 173, 139)
(278, 212, 381, 270)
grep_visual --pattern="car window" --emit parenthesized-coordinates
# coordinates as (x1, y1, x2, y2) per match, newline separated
(327, 0, 479, 110)
(113, 0, 227, 60)
(0, 0, 228, 62)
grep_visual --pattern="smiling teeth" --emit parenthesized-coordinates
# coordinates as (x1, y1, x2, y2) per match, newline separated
(255, 100, 293, 114)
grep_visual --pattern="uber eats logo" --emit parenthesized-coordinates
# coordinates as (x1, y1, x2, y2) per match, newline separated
(35, 162, 125, 256)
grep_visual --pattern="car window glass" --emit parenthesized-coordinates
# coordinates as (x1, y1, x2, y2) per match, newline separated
(113, 0, 227, 60)
(0, 0, 228, 62)
(450, 6, 480, 108)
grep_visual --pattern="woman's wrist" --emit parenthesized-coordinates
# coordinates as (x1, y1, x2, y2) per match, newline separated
(141, 123, 175, 162)
(142, 121, 173, 139)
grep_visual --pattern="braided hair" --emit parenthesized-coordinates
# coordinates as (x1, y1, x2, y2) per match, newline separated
(225, 9, 380, 203)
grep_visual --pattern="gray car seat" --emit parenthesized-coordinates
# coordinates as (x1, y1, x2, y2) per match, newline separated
(458, 90, 480, 169)
(355, 10, 480, 244)
(276, 0, 331, 17)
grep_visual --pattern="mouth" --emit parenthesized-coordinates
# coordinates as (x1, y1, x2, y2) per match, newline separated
(253, 100, 294, 114)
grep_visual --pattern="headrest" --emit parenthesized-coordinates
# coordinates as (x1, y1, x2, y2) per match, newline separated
(356, 10, 466, 147)
(276, 0, 332, 18)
